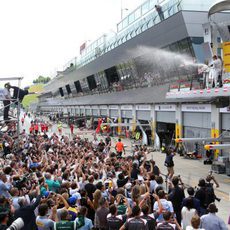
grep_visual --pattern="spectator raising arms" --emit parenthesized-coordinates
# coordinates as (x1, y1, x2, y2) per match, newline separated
(0, 119, 227, 230)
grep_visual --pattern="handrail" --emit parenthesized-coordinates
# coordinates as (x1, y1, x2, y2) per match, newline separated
(0, 77, 23, 81)
(61, 0, 182, 72)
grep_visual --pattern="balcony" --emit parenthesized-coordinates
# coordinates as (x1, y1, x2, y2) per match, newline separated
(166, 73, 230, 100)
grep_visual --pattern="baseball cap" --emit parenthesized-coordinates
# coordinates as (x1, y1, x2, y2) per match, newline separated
(44, 191, 50, 198)
(68, 196, 77, 206)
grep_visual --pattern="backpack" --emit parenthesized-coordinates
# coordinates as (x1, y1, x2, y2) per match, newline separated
(141, 215, 156, 230)
(107, 215, 125, 230)
(204, 185, 215, 207)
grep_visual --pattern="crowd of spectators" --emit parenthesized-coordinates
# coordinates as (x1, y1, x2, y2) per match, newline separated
(0, 114, 228, 230)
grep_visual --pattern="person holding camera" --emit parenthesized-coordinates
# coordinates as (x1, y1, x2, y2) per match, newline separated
(153, 190, 174, 223)
(168, 176, 185, 225)
(107, 197, 132, 230)
(14, 186, 42, 230)
(140, 194, 163, 230)
(195, 176, 220, 216)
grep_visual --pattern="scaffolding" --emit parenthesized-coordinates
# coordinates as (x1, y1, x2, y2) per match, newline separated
(0, 77, 23, 136)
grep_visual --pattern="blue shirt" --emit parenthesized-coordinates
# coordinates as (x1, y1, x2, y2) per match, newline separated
(36, 216, 55, 230)
(0, 180, 11, 198)
(77, 217, 93, 230)
(201, 213, 227, 230)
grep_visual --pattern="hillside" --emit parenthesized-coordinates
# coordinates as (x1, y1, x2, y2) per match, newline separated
(22, 84, 44, 108)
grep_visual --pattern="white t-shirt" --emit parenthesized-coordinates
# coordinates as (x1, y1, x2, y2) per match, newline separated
(181, 207, 197, 230)
(186, 227, 205, 230)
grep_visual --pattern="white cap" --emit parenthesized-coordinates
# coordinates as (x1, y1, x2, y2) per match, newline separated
(125, 182, 132, 190)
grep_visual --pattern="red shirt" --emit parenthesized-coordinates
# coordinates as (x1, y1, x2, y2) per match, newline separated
(34, 124, 39, 131)
(116, 142, 124, 152)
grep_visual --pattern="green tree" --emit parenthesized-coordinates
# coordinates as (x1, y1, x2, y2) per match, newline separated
(32, 75, 51, 84)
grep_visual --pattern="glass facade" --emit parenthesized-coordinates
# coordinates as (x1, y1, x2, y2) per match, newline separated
(61, 0, 218, 72)
(94, 71, 109, 93)
(70, 37, 204, 97)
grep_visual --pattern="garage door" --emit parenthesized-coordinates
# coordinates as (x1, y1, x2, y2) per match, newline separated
(222, 113, 230, 130)
(92, 109, 98, 116)
(183, 112, 211, 128)
(156, 111, 175, 123)
(85, 109, 91, 116)
(136, 110, 151, 120)
(121, 110, 132, 119)
(100, 109, 107, 116)
(110, 109, 118, 118)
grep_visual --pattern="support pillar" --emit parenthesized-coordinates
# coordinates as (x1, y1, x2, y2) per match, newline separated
(131, 105, 137, 133)
(118, 105, 122, 135)
(211, 104, 220, 158)
(106, 105, 110, 118)
(175, 104, 183, 139)
(150, 104, 156, 142)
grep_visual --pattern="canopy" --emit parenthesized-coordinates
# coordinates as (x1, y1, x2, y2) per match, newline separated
(208, 0, 230, 17)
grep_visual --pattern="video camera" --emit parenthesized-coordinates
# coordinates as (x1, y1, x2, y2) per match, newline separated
(12, 173, 32, 190)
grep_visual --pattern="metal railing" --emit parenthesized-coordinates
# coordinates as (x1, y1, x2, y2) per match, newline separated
(61, 0, 183, 73)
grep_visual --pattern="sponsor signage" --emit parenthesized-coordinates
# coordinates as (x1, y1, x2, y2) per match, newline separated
(109, 105, 119, 109)
(182, 104, 211, 112)
(220, 106, 230, 113)
(155, 104, 176, 111)
(121, 105, 132, 110)
(136, 105, 151, 110)
(99, 106, 107, 109)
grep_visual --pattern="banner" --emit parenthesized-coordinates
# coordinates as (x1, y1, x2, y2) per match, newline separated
(223, 42, 230, 72)
(80, 42, 86, 55)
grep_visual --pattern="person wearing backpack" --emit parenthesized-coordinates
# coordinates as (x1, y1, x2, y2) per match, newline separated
(168, 176, 185, 225)
(195, 179, 215, 215)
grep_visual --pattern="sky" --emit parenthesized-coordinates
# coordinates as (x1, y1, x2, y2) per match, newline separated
(0, 0, 145, 87)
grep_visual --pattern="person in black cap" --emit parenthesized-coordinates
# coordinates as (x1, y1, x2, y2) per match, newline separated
(9, 85, 29, 105)
(2, 83, 11, 122)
